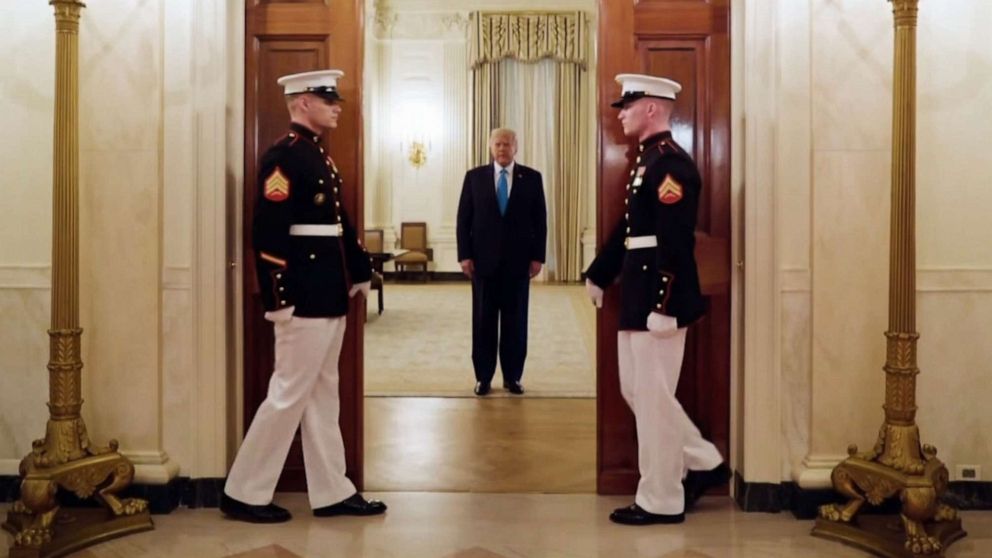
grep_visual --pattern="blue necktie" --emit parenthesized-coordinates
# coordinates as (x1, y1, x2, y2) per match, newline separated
(497, 168, 509, 216)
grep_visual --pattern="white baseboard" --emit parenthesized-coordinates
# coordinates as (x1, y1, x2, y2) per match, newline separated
(793, 454, 846, 489)
(1, 458, 20, 476)
(122, 450, 182, 485)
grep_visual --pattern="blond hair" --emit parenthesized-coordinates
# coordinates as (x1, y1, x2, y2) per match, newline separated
(488, 127, 517, 145)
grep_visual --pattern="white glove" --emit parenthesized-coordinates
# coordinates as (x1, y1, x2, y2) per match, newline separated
(585, 279, 603, 309)
(647, 312, 679, 337)
(349, 281, 371, 299)
(264, 305, 295, 324)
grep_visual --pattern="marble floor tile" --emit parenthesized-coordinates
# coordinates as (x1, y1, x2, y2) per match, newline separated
(2, 495, 989, 558)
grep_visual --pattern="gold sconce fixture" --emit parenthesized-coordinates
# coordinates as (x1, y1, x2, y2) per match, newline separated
(407, 140, 428, 168)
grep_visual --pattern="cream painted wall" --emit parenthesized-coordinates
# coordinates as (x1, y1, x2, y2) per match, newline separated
(0, 0, 235, 482)
(366, 0, 598, 273)
(0, 2, 56, 475)
(742, 0, 992, 486)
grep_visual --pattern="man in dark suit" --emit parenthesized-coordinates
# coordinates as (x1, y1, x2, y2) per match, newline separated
(456, 128, 547, 396)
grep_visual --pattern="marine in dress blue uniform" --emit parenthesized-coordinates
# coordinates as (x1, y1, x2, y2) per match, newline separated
(585, 74, 728, 526)
(222, 70, 386, 523)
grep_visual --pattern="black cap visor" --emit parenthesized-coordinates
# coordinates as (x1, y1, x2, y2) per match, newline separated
(610, 91, 674, 109)
(304, 86, 343, 103)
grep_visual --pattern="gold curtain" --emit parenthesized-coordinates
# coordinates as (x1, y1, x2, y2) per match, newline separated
(551, 62, 583, 281)
(469, 12, 587, 68)
(468, 11, 588, 281)
(470, 63, 502, 167)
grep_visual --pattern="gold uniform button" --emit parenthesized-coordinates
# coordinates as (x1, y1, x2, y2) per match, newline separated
(625, 199, 629, 206)
(662, 277, 669, 283)
(659, 290, 665, 294)
(314, 193, 326, 205)
(636, 156, 642, 163)
(630, 170, 636, 177)
(639, 145, 644, 153)
(289, 133, 296, 138)
(309, 254, 316, 260)
(624, 213, 629, 220)
(336, 201, 341, 208)
(279, 287, 284, 292)
(626, 227, 631, 233)
(319, 179, 324, 185)
(313, 136, 319, 143)
(275, 273, 282, 279)
(656, 304, 663, 309)
(281, 300, 287, 305)
(642, 265, 648, 271)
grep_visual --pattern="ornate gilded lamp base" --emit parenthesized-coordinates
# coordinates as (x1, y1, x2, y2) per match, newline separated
(812, 436, 966, 557)
(4, 2, 155, 556)
(814, 515, 964, 558)
(2, 449, 152, 558)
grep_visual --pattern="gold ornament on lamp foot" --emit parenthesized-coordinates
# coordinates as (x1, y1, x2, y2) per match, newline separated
(811, 2, 965, 556)
(2, 2, 153, 557)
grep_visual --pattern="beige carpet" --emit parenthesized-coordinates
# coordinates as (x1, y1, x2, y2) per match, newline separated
(365, 283, 596, 397)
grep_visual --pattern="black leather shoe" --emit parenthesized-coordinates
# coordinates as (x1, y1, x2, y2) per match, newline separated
(683, 462, 731, 511)
(220, 494, 291, 523)
(474, 381, 491, 396)
(609, 503, 684, 525)
(313, 493, 387, 517)
(503, 380, 524, 395)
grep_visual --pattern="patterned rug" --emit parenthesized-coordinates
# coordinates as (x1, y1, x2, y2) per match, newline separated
(365, 283, 596, 397)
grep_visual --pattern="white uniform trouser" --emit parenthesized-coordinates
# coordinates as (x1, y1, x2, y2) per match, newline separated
(617, 329, 724, 515)
(225, 316, 356, 509)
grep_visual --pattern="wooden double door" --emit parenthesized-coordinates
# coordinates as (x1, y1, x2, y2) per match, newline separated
(242, 0, 731, 494)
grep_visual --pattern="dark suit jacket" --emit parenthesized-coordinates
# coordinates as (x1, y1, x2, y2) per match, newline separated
(456, 163, 547, 279)
(585, 131, 705, 329)
(252, 123, 371, 318)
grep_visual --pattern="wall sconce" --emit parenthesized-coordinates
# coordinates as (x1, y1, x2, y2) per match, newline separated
(394, 98, 440, 170)
(407, 140, 429, 168)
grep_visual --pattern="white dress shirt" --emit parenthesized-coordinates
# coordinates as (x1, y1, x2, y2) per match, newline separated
(493, 161, 515, 197)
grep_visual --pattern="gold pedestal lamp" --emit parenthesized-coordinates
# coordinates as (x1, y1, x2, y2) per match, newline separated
(812, 2, 966, 556)
(2, 2, 153, 557)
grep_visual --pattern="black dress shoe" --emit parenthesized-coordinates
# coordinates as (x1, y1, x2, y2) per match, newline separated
(474, 381, 491, 396)
(313, 493, 387, 517)
(683, 462, 731, 511)
(220, 494, 291, 523)
(609, 503, 684, 525)
(503, 380, 524, 395)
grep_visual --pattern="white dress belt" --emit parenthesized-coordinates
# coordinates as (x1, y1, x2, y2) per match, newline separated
(289, 224, 342, 237)
(625, 235, 658, 249)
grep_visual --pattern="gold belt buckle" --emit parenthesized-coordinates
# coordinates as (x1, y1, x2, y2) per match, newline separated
(624, 237, 630, 248)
